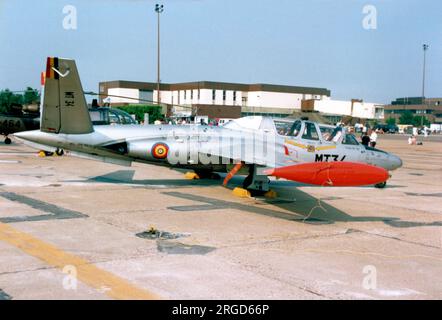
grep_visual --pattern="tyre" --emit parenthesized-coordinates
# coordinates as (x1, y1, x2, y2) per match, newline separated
(55, 148, 64, 156)
(374, 181, 387, 188)
(194, 169, 214, 179)
(4, 137, 11, 144)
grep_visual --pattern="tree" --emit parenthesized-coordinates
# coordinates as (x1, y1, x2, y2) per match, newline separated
(23, 87, 40, 104)
(386, 117, 396, 125)
(399, 111, 414, 125)
(114, 105, 162, 123)
(0, 88, 40, 114)
(0, 89, 23, 114)
(411, 115, 430, 127)
(399, 111, 430, 126)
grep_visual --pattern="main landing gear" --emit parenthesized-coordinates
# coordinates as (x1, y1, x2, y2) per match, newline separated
(223, 164, 271, 197)
(241, 165, 270, 195)
(38, 148, 64, 157)
(189, 164, 274, 198)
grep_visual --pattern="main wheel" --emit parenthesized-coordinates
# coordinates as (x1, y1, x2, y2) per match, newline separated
(194, 169, 214, 179)
(55, 148, 64, 156)
(374, 181, 387, 188)
(4, 137, 11, 144)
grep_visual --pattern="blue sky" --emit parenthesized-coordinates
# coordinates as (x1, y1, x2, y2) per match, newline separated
(0, 0, 440, 103)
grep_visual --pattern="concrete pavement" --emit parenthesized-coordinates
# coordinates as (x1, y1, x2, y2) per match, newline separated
(0, 136, 441, 299)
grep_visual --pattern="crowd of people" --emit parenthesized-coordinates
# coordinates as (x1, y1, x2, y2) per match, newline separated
(148, 118, 218, 126)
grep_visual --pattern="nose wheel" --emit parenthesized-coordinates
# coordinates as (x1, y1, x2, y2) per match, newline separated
(374, 181, 387, 188)
(4, 137, 11, 144)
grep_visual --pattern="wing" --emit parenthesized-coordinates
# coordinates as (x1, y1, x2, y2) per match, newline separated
(197, 131, 286, 168)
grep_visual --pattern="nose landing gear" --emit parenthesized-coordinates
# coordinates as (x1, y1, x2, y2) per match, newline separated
(4, 137, 11, 144)
(374, 181, 387, 188)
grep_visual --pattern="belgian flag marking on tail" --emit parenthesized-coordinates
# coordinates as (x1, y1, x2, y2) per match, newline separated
(45, 57, 59, 79)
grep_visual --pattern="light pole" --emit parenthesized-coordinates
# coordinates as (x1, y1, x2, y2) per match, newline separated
(421, 44, 429, 126)
(422, 44, 429, 100)
(155, 4, 164, 107)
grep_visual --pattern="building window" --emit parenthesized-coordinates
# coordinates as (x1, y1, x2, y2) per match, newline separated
(198, 89, 200, 100)
(233, 91, 236, 102)
(184, 90, 186, 100)
(190, 90, 193, 100)
(223, 90, 226, 101)
(212, 89, 216, 101)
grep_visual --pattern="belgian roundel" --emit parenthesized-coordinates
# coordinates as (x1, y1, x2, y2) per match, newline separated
(151, 143, 169, 159)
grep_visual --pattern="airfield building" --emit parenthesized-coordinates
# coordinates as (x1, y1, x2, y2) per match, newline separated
(98, 80, 384, 121)
(99, 80, 330, 118)
(384, 97, 442, 124)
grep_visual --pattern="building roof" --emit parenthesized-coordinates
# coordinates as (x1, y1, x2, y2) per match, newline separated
(385, 104, 442, 111)
(99, 80, 331, 96)
(390, 97, 442, 107)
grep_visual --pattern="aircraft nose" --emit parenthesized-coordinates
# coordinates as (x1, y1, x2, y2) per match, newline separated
(390, 154, 402, 170)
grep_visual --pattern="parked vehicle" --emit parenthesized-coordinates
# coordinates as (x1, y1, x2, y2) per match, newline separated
(374, 124, 399, 134)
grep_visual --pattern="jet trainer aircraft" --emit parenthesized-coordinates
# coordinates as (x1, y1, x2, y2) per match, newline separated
(15, 57, 402, 194)
(1, 106, 136, 145)
(1, 113, 39, 144)
(1, 104, 40, 144)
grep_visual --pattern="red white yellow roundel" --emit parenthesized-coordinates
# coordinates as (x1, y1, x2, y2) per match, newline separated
(151, 143, 169, 159)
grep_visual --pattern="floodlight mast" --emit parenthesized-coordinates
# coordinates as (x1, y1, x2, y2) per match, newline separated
(155, 4, 164, 108)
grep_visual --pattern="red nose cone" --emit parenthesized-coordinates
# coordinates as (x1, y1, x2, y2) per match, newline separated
(267, 162, 389, 187)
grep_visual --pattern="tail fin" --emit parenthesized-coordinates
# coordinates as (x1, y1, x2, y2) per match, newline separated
(41, 57, 93, 134)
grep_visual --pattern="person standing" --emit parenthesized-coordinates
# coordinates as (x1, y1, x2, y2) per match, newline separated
(423, 126, 429, 138)
(362, 125, 368, 136)
(370, 130, 378, 148)
(413, 127, 418, 137)
(361, 131, 370, 146)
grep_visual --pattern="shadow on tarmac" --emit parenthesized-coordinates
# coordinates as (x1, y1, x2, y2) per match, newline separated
(76, 170, 441, 229)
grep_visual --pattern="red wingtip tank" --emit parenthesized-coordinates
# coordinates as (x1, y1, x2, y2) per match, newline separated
(264, 162, 389, 187)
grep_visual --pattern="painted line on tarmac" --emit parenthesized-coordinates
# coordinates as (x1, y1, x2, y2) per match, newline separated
(0, 152, 37, 156)
(0, 222, 160, 300)
(0, 288, 12, 300)
(0, 192, 87, 223)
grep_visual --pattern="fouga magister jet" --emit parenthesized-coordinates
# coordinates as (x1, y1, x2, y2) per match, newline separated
(15, 57, 402, 194)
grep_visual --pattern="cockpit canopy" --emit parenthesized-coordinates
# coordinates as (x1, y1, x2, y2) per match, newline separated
(224, 116, 359, 145)
(275, 119, 360, 145)
(89, 107, 137, 125)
